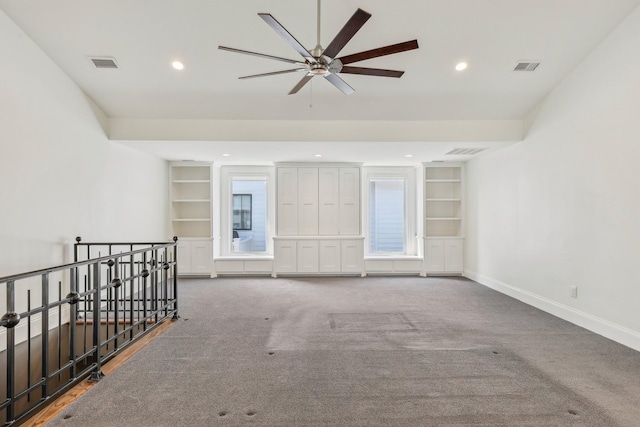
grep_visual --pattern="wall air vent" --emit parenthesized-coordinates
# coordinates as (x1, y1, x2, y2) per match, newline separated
(89, 57, 118, 69)
(514, 61, 540, 72)
(445, 148, 488, 156)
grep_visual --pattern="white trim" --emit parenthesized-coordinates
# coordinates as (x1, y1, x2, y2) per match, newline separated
(465, 269, 640, 352)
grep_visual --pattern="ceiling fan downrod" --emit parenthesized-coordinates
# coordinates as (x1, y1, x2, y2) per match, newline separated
(312, 0, 324, 59)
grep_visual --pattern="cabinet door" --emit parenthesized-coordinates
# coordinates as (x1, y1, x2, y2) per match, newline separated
(341, 240, 363, 273)
(444, 239, 464, 272)
(274, 240, 297, 273)
(318, 168, 340, 235)
(297, 240, 319, 273)
(190, 240, 212, 274)
(425, 239, 445, 272)
(277, 168, 298, 235)
(339, 168, 360, 235)
(297, 168, 319, 235)
(319, 240, 341, 272)
(176, 241, 191, 274)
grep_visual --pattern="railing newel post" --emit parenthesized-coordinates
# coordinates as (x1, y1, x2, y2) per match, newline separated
(172, 236, 179, 320)
(4, 280, 18, 424)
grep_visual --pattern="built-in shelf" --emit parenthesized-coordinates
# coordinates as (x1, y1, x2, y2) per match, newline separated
(423, 164, 464, 274)
(170, 163, 213, 235)
(424, 164, 463, 238)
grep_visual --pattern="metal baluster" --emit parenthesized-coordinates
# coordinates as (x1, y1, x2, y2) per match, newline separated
(130, 254, 136, 340)
(57, 281, 62, 381)
(113, 258, 121, 350)
(152, 249, 158, 323)
(88, 261, 103, 382)
(142, 251, 149, 331)
(83, 272, 88, 356)
(41, 273, 50, 400)
(69, 267, 78, 380)
(26, 289, 32, 403)
(163, 248, 168, 317)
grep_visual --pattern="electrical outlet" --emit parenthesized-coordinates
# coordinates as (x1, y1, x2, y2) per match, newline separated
(570, 286, 578, 298)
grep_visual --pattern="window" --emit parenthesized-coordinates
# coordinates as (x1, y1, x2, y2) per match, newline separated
(220, 166, 275, 256)
(369, 179, 405, 253)
(363, 167, 417, 256)
(232, 194, 252, 230)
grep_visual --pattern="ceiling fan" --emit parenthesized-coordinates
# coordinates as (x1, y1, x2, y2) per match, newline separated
(218, 0, 419, 95)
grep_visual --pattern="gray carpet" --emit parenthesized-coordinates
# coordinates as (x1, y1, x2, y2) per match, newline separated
(45, 277, 640, 426)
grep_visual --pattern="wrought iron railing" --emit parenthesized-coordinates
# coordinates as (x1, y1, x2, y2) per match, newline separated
(0, 237, 178, 426)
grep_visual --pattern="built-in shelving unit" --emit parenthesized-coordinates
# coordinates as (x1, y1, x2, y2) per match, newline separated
(170, 162, 213, 275)
(423, 163, 464, 275)
(424, 166, 463, 238)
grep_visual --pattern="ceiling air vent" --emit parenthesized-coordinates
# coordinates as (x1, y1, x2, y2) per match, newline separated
(514, 61, 540, 72)
(445, 148, 488, 156)
(89, 57, 118, 69)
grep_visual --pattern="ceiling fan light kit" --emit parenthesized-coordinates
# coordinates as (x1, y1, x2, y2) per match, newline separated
(218, 1, 419, 95)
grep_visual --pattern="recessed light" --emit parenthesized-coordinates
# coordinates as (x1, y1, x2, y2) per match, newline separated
(172, 61, 184, 70)
(404, 154, 413, 158)
(455, 62, 468, 71)
(314, 154, 323, 158)
(222, 153, 231, 157)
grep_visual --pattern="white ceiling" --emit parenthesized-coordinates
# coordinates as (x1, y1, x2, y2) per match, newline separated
(2, 0, 639, 164)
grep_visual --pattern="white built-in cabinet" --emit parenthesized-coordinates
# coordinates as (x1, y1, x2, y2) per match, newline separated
(273, 238, 364, 275)
(423, 163, 464, 275)
(424, 238, 463, 273)
(274, 163, 363, 276)
(277, 166, 360, 236)
(177, 239, 213, 275)
(170, 162, 213, 276)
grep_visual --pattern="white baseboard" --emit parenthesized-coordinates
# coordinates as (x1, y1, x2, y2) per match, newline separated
(465, 269, 640, 352)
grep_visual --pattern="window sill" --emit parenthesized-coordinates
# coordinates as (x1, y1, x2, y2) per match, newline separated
(215, 255, 274, 261)
(365, 255, 423, 261)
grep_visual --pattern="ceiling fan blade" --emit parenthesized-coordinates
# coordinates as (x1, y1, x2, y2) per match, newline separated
(259, 13, 317, 64)
(338, 40, 419, 65)
(340, 66, 404, 78)
(324, 73, 355, 95)
(218, 46, 303, 65)
(322, 8, 372, 60)
(239, 69, 308, 80)
(289, 74, 314, 95)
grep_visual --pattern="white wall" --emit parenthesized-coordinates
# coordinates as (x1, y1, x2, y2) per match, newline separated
(0, 9, 168, 278)
(465, 6, 640, 350)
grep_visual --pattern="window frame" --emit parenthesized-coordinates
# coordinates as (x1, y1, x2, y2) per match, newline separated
(232, 194, 252, 231)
